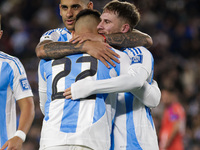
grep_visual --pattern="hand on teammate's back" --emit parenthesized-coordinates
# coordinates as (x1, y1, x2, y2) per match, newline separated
(70, 32, 120, 68)
(82, 41, 120, 68)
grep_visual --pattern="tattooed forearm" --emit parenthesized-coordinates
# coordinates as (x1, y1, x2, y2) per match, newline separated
(43, 42, 84, 59)
(105, 31, 152, 49)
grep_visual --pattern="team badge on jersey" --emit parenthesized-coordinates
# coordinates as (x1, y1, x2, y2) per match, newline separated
(131, 55, 143, 64)
(20, 78, 31, 91)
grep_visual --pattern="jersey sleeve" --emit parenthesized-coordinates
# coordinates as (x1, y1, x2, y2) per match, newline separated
(125, 46, 153, 78)
(71, 68, 148, 100)
(70, 47, 160, 108)
(38, 60, 48, 115)
(12, 58, 33, 101)
(124, 46, 159, 107)
(40, 29, 61, 43)
(70, 49, 150, 100)
(131, 80, 161, 108)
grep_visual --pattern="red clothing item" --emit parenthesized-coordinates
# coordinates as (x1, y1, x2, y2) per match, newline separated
(159, 102, 186, 150)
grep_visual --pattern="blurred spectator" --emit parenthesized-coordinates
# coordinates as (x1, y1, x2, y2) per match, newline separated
(159, 88, 186, 150)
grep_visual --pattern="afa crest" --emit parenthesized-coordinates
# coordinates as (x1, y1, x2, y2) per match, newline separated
(132, 55, 143, 64)
(20, 78, 31, 91)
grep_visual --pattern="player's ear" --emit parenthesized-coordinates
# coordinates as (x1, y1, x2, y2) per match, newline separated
(59, 4, 62, 16)
(87, 1, 94, 9)
(0, 30, 3, 39)
(121, 24, 130, 33)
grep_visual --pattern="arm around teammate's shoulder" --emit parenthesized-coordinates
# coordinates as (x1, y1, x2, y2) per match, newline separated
(35, 40, 53, 59)
(131, 29, 153, 48)
(105, 29, 153, 49)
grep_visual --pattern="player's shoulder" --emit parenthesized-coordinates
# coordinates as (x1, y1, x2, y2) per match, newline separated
(40, 27, 72, 42)
(124, 46, 151, 55)
(0, 51, 20, 64)
(0, 51, 25, 74)
(42, 27, 71, 37)
(111, 47, 129, 57)
(110, 47, 131, 63)
(124, 46, 152, 59)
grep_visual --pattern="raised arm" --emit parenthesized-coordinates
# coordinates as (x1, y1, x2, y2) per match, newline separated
(70, 29, 153, 49)
(36, 40, 119, 68)
(105, 29, 153, 49)
(35, 40, 84, 59)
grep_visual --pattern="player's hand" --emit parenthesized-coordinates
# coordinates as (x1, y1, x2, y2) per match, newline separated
(70, 33, 104, 44)
(63, 80, 94, 100)
(63, 87, 72, 99)
(83, 41, 120, 68)
(1, 136, 23, 150)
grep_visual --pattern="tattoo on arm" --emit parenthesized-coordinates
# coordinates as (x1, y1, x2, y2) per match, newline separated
(105, 32, 149, 49)
(44, 42, 84, 59)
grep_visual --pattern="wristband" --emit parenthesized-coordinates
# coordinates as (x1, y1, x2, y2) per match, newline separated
(100, 34, 106, 43)
(14, 130, 26, 142)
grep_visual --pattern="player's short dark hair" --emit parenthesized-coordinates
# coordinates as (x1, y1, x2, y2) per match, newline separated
(103, 0, 140, 30)
(76, 9, 101, 22)
(60, 0, 91, 5)
(83, 0, 91, 4)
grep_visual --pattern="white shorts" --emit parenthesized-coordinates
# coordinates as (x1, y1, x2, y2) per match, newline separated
(42, 145, 93, 150)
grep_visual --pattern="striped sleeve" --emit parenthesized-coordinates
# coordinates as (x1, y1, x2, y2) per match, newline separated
(40, 28, 62, 42)
(11, 57, 33, 100)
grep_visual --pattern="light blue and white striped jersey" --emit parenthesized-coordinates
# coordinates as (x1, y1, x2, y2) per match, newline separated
(39, 28, 159, 149)
(111, 47, 159, 150)
(38, 27, 131, 150)
(40, 27, 72, 43)
(38, 51, 131, 150)
(0, 51, 33, 147)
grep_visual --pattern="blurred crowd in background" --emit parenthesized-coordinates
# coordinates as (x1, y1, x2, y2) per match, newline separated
(0, 0, 200, 149)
